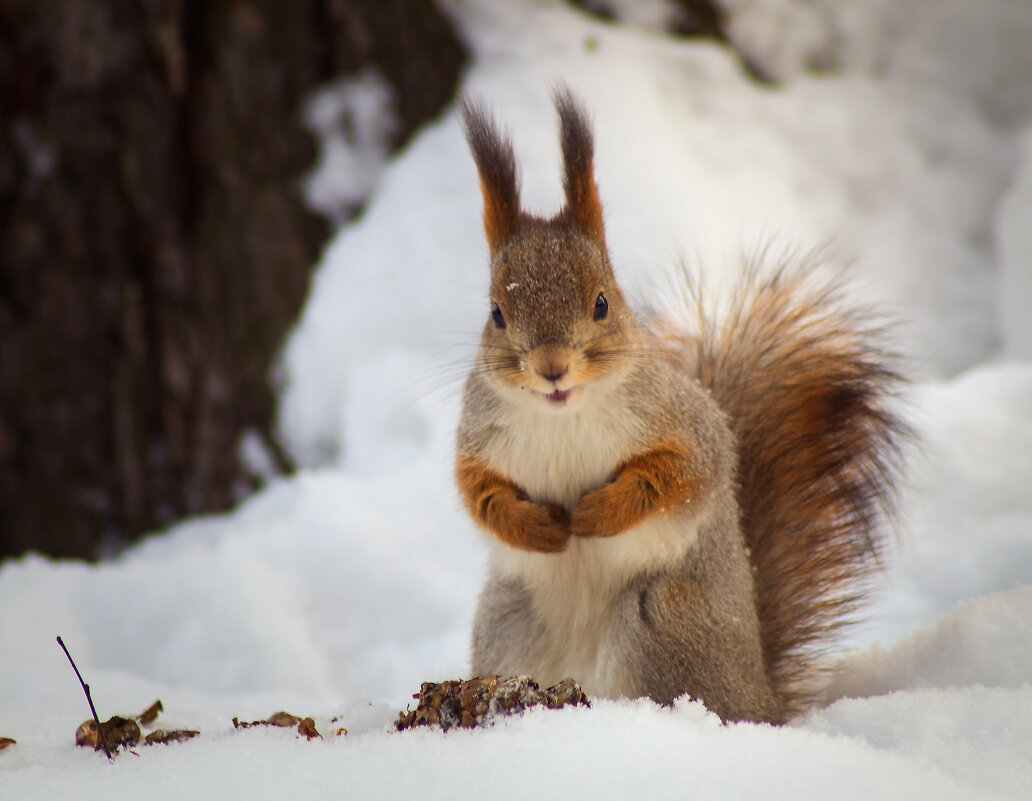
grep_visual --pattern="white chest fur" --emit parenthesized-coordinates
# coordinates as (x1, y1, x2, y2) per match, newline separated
(487, 387, 636, 509)
(479, 387, 702, 696)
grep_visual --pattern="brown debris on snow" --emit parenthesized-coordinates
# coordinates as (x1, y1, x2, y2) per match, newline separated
(232, 711, 323, 740)
(396, 675, 589, 731)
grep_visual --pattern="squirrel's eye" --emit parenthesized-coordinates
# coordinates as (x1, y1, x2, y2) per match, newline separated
(593, 292, 608, 321)
(491, 302, 506, 329)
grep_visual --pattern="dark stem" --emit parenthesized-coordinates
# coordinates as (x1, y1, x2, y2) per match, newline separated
(56, 636, 112, 759)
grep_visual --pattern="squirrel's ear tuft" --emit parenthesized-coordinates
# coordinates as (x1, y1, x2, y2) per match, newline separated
(461, 97, 521, 252)
(554, 86, 605, 242)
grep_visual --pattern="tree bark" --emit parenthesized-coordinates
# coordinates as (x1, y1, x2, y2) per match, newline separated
(0, 0, 466, 559)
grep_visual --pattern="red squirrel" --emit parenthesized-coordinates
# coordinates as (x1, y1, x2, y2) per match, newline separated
(454, 88, 907, 724)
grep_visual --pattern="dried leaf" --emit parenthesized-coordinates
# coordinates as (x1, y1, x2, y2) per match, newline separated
(297, 718, 321, 740)
(137, 700, 163, 726)
(396, 675, 589, 731)
(144, 729, 200, 746)
(267, 711, 301, 728)
(236, 714, 307, 730)
(102, 716, 142, 749)
(76, 716, 141, 751)
(0, 737, 15, 751)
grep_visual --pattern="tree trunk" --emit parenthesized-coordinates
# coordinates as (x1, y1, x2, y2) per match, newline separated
(0, 0, 466, 559)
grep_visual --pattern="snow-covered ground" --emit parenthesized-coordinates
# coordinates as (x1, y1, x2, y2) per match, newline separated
(3, 1, 1031, 798)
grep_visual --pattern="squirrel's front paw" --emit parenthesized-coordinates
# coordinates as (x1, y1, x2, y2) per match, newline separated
(517, 501, 572, 553)
(570, 486, 623, 539)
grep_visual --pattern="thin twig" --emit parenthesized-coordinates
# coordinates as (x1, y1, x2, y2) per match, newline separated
(56, 636, 112, 759)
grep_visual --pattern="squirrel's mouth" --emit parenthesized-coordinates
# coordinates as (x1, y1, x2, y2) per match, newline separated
(536, 387, 574, 407)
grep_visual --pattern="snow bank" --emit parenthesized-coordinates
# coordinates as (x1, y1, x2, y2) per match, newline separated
(3, 0, 1032, 799)
(997, 124, 1032, 359)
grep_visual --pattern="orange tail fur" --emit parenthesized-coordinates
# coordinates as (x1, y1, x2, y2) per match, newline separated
(660, 256, 910, 715)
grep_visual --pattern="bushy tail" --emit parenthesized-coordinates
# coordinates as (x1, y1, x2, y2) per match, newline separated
(661, 257, 910, 717)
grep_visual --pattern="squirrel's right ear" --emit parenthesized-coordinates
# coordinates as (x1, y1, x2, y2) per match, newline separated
(461, 98, 521, 252)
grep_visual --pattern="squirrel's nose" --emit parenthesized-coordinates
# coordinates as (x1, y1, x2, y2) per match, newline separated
(539, 365, 568, 383)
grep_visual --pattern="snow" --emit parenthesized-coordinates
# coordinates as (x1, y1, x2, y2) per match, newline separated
(3, 1, 1032, 798)
(997, 124, 1032, 360)
(301, 70, 398, 225)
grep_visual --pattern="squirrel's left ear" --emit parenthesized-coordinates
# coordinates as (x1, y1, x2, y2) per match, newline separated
(554, 86, 605, 243)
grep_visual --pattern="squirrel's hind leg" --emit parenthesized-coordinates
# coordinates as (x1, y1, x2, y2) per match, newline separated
(612, 565, 783, 723)
(471, 577, 545, 679)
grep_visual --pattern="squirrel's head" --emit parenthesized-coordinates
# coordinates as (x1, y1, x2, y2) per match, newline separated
(462, 88, 641, 412)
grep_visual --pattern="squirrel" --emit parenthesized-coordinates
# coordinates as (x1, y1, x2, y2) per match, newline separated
(454, 88, 908, 724)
